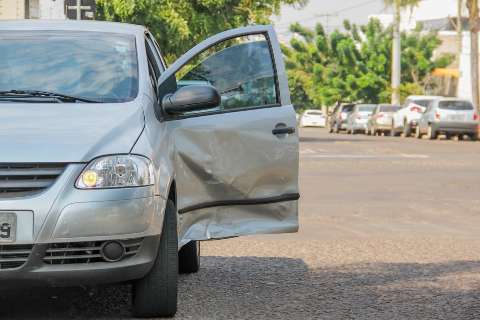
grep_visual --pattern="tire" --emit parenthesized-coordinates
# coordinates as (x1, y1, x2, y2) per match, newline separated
(333, 122, 340, 134)
(390, 122, 396, 137)
(133, 200, 178, 318)
(469, 133, 478, 141)
(179, 241, 200, 274)
(402, 119, 411, 138)
(426, 125, 437, 140)
(415, 126, 422, 139)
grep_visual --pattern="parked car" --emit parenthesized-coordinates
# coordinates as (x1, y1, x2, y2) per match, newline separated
(391, 95, 442, 137)
(299, 109, 326, 127)
(367, 104, 401, 136)
(0, 21, 299, 318)
(415, 98, 478, 140)
(346, 104, 376, 134)
(328, 103, 355, 133)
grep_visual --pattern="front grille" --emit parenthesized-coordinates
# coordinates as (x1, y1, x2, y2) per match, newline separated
(0, 244, 33, 270)
(44, 238, 143, 265)
(0, 163, 67, 198)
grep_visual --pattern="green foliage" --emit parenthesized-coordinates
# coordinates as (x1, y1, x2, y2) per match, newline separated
(284, 19, 454, 108)
(96, 0, 306, 63)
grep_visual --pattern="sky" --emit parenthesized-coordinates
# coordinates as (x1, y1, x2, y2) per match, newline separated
(272, 0, 458, 43)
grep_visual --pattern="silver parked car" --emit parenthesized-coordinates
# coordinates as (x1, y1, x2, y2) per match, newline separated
(346, 104, 376, 134)
(415, 98, 479, 140)
(0, 21, 299, 317)
(367, 104, 401, 136)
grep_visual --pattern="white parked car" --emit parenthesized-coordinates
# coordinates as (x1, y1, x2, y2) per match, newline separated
(299, 109, 326, 127)
(391, 95, 442, 137)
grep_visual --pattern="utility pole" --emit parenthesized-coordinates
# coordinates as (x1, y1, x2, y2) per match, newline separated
(391, 0, 401, 105)
(467, 0, 480, 110)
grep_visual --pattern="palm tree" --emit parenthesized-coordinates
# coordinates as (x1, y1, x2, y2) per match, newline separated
(466, 0, 479, 111)
(384, 0, 421, 104)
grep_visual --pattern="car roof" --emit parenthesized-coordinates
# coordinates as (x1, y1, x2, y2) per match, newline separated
(0, 20, 146, 36)
(304, 109, 323, 112)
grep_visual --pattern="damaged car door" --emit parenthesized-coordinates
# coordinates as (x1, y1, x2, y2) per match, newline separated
(157, 26, 299, 245)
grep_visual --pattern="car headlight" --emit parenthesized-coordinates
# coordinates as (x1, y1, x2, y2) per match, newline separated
(76, 155, 155, 189)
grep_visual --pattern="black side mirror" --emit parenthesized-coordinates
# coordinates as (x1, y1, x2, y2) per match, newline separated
(162, 85, 221, 115)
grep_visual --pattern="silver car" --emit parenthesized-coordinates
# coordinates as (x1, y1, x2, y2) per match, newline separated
(346, 104, 376, 134)
(0, 21, 299, 317)
(415, 98, 478, 140)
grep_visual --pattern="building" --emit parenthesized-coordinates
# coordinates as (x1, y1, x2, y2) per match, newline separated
(0, 0, 96, 20)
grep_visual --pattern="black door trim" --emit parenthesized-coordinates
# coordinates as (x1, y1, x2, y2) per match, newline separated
(178, 193, 300, 215)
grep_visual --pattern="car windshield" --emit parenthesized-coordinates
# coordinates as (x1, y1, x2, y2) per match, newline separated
(357, 104, 376, 112)
(379, 105, 401, 112)
(342, 105, 355, 112)
(438, 101, 474, 111)
(0, 31, 139, 103)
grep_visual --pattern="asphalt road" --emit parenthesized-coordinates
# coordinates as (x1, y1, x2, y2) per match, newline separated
(3, 128, 480, 319)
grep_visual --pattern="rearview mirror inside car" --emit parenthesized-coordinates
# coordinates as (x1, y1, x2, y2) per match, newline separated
(162, 85, 221, 115)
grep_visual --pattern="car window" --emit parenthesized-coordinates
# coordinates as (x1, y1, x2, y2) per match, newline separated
(342, 105, 354, 112)
(175, 34, 278, 112)
(0, 31, 138, 103)
(357, 104, 376, 112)
(438, 101, 474, 111)
(379, 105, 401, 112)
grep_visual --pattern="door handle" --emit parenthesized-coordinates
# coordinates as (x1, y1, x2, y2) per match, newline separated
(272, 127, 295, 135)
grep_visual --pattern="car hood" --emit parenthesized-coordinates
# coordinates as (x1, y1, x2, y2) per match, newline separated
(0, 103, 144, 163)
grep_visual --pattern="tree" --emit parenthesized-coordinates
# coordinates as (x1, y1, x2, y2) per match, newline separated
(283, 19, 453, 109)
(96, 0, 306, 63)
(466, 0, 479, 110)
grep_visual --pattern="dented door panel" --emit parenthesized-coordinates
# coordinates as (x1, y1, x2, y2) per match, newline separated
(155, 25, 299, 245)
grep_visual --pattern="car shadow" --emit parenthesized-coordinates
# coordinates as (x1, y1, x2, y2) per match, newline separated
(1, 257, 480, 319)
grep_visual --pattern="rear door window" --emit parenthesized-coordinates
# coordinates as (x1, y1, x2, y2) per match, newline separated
(438, 101, 474, 111)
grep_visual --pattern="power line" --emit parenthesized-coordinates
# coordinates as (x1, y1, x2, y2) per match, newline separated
(275, 0, 380, 27)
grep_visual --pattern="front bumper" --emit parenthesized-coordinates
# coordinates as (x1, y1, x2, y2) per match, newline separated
(0, 163, 166, 286)
(431, 121, 478, 134)
(0, 236, 160, 287)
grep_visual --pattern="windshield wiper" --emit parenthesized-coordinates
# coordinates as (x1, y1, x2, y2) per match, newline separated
(0, 90, 99, 103)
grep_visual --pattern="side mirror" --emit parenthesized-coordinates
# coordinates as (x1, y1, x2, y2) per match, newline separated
(162, 85, 221, 115)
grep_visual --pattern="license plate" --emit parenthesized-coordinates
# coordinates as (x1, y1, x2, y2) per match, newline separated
(0, 212, 16, 243)
(448, 114, 464, 121)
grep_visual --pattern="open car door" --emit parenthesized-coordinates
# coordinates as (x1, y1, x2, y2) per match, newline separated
(157, 25, 299, 246)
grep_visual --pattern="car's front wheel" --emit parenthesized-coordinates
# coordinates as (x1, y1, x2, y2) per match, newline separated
(133, 200, 178, 318)
(179, 241, 200, 274)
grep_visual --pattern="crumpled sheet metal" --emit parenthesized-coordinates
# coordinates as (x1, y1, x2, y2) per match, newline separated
(178, 201, 298, 247)
(171, 107, 299, 245)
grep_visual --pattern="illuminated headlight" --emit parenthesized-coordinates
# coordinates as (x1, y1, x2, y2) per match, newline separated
(76, 155, 154, 189)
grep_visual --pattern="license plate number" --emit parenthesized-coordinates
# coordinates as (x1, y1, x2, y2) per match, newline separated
(0, 213, 16, 243)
